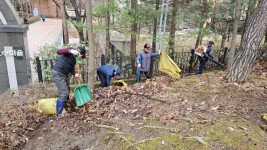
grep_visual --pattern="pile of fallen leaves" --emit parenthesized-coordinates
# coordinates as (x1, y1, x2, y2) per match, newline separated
(1, 65, 267, 149)
(0, 83, 57, 149)
(72, 77, 170, 126)
(252, 60, 267, 79)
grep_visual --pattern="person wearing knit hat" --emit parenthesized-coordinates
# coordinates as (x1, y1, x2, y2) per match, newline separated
(136, 43, 160, 82)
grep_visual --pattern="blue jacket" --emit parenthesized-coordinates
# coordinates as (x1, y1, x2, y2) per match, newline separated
(97, 65, 121, 86)
(136, 50, 159, 72)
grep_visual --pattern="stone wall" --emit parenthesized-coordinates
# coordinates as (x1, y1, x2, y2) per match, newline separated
(0, 0, 31, 94)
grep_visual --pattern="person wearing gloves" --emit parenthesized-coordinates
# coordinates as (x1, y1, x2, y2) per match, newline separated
(52, 47, 86, 116)
(136, 43, 160, 82)
(195, 41, 214, 75)
(97, 65, 121, 87)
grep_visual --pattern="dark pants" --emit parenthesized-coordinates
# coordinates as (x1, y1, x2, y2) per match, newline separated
(97, 70, 108, 87)
(196, 57, 208, 75)
(140, 71, 151, 80)
(52, 70, 70, 101)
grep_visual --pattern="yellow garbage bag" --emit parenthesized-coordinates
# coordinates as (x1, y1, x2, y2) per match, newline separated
(35, 98, 66, 115)
(112, 80, 128, 87)
(263, 114, 267, 121)
(159, 50, 181, 78)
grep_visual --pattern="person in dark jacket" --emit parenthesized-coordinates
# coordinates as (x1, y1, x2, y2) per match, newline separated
(23, 17, 29, 24)
(52, 47, 86, 116)
(196, 41, 214, 75)
(136, 43, 160, 82)
(97, 65, 121, 87)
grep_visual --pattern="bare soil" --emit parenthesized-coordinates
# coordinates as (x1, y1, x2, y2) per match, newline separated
(0, 63, 266, 150)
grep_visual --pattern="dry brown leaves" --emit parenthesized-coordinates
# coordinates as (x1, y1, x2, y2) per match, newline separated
(74, 77, 169, 125)
(0, 83, 57, 149)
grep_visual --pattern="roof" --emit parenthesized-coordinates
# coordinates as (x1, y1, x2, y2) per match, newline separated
(66, 9, 85, 19)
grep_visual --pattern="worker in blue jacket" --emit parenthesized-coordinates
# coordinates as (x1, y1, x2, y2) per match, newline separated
(97, 65, 121, 87)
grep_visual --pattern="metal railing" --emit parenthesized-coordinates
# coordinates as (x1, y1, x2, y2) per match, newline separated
(35, 44, 228, 83)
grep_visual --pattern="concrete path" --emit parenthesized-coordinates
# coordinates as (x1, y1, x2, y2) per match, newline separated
(26, 18, 62, 81)
(27, 18, 62, 57)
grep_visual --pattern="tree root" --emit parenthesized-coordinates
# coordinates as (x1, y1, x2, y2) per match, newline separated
(137, 125, 179, 131)
(95, 124, 119, 131)
(180, 136, 208, 145)
(126, 137, 160, 149)
(106, 132, 132, 135)
(119, 135, 140, 150)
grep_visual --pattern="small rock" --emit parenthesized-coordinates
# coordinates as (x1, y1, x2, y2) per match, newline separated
(228, 127, 235, 131)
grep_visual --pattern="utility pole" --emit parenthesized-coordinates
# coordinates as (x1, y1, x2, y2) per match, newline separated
(157, 0, 169, 50)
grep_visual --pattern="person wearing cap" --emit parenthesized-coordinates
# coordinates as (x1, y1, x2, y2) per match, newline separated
(136, 43, 160, 81)
(196, 41, 214, 75)
(52, 47, 86, 116)
(97, 65, 121, 87)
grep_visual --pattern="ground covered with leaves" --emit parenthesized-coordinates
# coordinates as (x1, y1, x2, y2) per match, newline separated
(0, 64, 266, 149)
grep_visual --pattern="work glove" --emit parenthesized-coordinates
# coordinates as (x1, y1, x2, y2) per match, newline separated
(137, 64, 141, 68)
(75, 73, 82, 81)
(70, 49, 79, 55)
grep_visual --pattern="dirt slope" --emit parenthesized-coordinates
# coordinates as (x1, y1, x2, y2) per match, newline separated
(0, 69, 266, 149)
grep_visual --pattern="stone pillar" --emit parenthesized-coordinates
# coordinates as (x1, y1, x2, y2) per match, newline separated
(0, 0, 31, 94)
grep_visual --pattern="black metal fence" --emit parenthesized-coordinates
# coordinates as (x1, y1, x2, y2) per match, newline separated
(35, 44, 228, 83)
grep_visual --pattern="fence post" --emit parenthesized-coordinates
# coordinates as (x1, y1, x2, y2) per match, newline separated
(189, 49, 195, 72)
(111, 44, 115, 65)
(36, 56, 43, 82)
(44, 59, 48, 69)
(222, 47, 228, 65)
(101, 54, 105, 65)
(50, 60, 53, 68)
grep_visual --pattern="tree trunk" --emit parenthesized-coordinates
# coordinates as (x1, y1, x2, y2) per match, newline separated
(168, 0, 178, 52)
(69, 0, 85, 42)
(85, 0, 96, 89)
(220, 7, 234, 50)
(150, 0, 160, 76)
(152, 0, 160, 52)
(52, 0, 61, 9)
(61, 0, 69, 44)
(195, 0, 212, 48)
(195, 23, 203, 48)
(226, 0, 267, 83)
(241, 0, 257, 39)
(105, 0, 110, 63)
(227, 0, 241, 70)
(130, 0, 137, 75)
(25, 1, 29, 17)
(220, 22, 230, 50)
